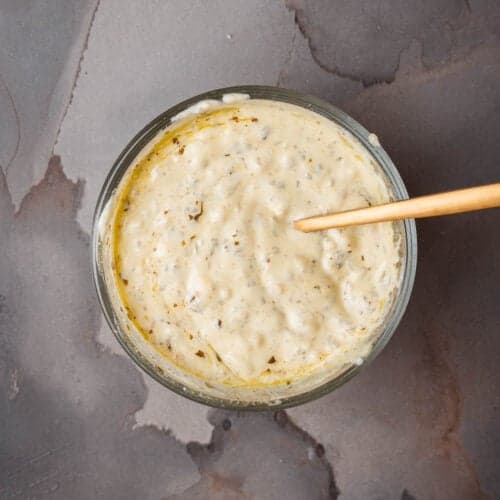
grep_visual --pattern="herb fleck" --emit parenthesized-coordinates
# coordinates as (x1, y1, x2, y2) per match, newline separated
(188, 200, 204, 221)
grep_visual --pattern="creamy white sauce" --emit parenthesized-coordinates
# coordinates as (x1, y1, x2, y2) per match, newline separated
(171, 99, 220, 122)
(222, 93, 250, 104)
(101, 98, 402, 388)
(368, 133, 380, 147)
(172, 94, 249, 122)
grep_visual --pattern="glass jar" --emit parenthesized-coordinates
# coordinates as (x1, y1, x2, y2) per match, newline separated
(92, 86, 417, 409)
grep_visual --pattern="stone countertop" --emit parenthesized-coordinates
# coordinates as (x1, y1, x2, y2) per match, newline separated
(1, 1, 499, 498)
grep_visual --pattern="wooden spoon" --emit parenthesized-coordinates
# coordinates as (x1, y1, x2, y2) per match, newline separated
(294, 183, 500, 233)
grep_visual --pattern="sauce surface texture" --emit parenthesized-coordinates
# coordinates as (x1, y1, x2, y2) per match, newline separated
(107, 97, 401, 386)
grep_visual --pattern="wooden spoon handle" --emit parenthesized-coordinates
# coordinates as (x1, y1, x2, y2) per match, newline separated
(294, 183, 500, 232)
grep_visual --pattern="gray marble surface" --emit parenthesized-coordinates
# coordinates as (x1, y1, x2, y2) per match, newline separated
(1, 1, 499, 498)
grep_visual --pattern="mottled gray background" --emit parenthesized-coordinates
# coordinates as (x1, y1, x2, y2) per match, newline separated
(1, 1, 499, 499)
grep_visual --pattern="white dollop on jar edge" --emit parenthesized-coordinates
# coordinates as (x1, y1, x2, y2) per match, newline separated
(171, 93, 250, 122)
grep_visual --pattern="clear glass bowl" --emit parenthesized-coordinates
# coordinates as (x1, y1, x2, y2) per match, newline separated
(92, 86, 417, 410)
